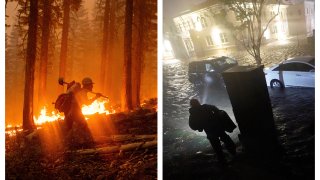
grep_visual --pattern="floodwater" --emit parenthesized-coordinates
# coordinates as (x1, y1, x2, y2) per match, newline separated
(163, 60, 314, 179)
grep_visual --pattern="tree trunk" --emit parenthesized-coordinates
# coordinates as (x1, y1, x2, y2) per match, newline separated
(59, 0, 70, 87)
(94, 134, 157, 143)
(23, 0, 38, 130)
(106, 0, 116, 99)
(123, 0, 133, 110)
(133, 0, 146, 107)
(72, 140, 157, 154)
(100, 0, 111, 93)
(38, 0, 51, 107)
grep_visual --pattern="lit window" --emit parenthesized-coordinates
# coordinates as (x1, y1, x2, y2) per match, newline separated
(206, 36, 214, 46)
(219, 33, 228, 43)
(182, 22, 188, 31)
(200, 17, 207, 28)
(272, 25, 277, 34)
(192, 20, 196, 28)
(177, 24, 182, 33)
(184, 39, 194, 51)
(187, 21, 191, 29)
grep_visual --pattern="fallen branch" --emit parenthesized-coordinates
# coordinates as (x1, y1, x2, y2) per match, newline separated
(70, 140, 157, 155)
(94, 134, 157, 143)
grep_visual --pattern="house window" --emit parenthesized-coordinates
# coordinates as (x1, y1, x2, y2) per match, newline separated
(192, 20, 196, 28)
(200, 17, 208, 28)
(220, 33, 228, 43)
(206, 36, 214, 46)
(272, 25, 277, 34)
(187, 21, 192, 29)
(182, 22, 187, 30)
(271, 11, 275, 17)
(177, 24, 182, 33)
(184, 39, 194, 51)
(307, 8, 309, 14)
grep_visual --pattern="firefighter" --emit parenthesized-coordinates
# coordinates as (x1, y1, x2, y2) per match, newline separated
(75, 77, 102, 106)
(63, 77, 101, 147)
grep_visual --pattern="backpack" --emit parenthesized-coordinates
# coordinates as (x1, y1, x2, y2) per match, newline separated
(189, 114, 203, 131)
(54, 93, 73, 113)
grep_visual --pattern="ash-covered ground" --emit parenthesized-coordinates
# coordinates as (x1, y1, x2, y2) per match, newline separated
(163, 57, 314, 179)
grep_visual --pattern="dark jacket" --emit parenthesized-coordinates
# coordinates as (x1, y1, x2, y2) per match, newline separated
(189, 104, 224, 137)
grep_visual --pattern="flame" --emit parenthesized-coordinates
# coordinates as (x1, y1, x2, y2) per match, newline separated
(81, 99, 115, 115)
(33, 99, 115, 125)
(34, 107, 64, 125)
(5, 128, 23, 137)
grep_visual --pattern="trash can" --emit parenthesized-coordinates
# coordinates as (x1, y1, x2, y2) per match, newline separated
(222, 65, 282, 160)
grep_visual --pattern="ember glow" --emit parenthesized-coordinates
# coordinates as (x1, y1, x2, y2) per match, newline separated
(5, 128, 23, 137)
(33, 99, 115, 125)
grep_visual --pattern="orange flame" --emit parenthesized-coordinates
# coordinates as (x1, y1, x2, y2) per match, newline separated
(34, 107, 64, 125)
(81, 99, 115, 115)
(33, 99, 115, 125)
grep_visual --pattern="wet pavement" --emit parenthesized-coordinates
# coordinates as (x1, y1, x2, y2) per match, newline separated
(163, 57, 314, 179)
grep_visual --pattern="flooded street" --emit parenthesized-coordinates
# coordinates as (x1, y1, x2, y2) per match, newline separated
(163, 60, 314, 179)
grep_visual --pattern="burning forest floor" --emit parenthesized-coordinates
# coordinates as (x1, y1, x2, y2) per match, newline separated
(5, 99, 157, 180)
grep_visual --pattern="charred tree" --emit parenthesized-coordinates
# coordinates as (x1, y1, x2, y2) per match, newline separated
(123, 0, 133, 110)
(38, 0, 52, 107)
(23, 0, 38, 130)
(100, 0, 111, 93)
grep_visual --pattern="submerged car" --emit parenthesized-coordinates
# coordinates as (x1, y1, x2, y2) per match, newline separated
(188, 56, 238, 86)
(264, 56, 315, 88)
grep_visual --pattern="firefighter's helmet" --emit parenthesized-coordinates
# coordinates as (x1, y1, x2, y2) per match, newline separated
(82, 77, 94, 86)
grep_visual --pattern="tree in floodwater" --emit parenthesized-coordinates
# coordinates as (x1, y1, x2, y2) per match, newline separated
(122, 0, 133, 110)
(221, 0, 280, 65)
(23, 0, 38, 130)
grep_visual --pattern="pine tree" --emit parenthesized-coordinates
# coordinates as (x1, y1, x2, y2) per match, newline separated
(123, 0, 133, 110)
(23, 0, 39, 130)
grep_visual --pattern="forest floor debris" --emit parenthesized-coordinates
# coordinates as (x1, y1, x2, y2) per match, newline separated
(6, 99, 157, 179)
